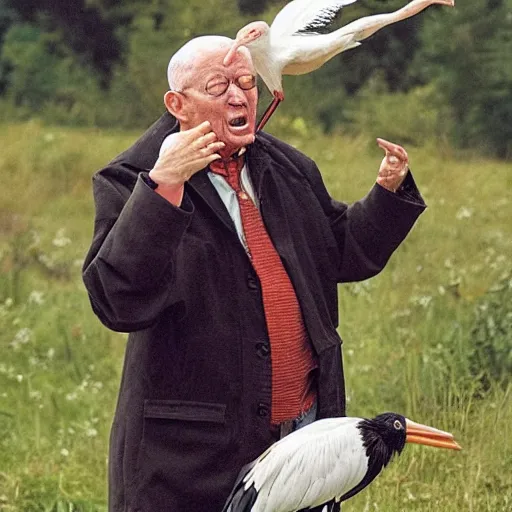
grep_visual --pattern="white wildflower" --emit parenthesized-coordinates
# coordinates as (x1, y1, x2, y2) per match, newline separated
(405, 489, 416, 502)
(455, 206, 473, 220)
(16, 374, 23, 383)
(60, 448, 69, 457)
(28, 290, 45, 305)
(52, 228, 71, 247)
(86, 427, 98, 438)
(29, 390, 42, 401)
(38, 253, 55, 269)
(391, 308, 411, 319)
(11, 327, 32, 350)
(410, 295, 432, 308)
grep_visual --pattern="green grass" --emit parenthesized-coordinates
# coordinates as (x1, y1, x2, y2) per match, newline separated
(0, 120, 511, 511)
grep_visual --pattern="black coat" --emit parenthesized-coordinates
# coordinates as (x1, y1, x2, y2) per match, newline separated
(82, 112, 426, 512)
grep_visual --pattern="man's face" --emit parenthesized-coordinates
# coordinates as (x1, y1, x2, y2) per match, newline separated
(178, 48, 258, 156)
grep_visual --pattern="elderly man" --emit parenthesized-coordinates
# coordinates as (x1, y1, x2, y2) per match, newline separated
(83, 35, 425, 512)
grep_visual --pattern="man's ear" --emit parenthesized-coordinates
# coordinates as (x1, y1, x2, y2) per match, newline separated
(164, 91, 188, 123)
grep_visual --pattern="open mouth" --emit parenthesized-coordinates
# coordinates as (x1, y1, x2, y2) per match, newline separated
(229, 116, 248, 128)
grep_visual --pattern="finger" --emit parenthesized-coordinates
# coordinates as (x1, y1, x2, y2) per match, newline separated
(199, 141, 225, 156)
(193, 121, 214, 136)
(193, 131, 218, 149)
(189, 153, 222, 174)
(377, 138, 407, 160)
(206, 152, 222, 163)
(376, 138, 393, 152)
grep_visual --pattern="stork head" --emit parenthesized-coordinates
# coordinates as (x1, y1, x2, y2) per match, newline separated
(224, 21, 270, 66)
(359, 413, 461, 474)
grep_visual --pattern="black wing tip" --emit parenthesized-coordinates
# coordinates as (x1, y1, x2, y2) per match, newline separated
(222, 484, 257, 512)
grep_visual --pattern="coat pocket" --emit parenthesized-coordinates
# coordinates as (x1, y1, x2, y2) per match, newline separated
(143, 399, 226, 423)
(134, 399, 236, 511)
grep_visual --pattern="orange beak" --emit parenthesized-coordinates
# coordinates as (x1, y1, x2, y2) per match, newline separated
(406, 419, 462, 451)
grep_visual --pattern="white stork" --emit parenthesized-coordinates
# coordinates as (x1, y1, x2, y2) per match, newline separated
(224, 0, 455, 130)
(222, 412, 461, 512)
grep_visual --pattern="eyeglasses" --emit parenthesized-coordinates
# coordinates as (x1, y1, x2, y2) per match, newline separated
(175, 74, 257, 97)
(205, 74, 257, 96)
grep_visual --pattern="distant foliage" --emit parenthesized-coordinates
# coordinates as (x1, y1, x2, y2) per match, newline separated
(0, 0, 511, 158)
(414, 0, 512, 158)
(238, 0, 270, 15)
(351, 77, 453, 145)
(469, 273, 512, 394)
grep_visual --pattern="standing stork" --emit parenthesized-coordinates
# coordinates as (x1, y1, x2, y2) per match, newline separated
(222, 412, 461, 512)
(224, 0, 455, 131)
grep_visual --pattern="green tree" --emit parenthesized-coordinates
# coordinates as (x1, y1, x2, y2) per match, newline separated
(0, 22, 100, 118)
(414, 0, 512, 158)
(5, 0, 121, 82)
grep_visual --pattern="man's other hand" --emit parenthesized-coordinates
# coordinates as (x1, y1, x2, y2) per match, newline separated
(376, 138, 409, 193)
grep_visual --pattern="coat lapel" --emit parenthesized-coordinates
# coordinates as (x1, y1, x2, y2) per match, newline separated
(188, 138, 273, 235)
(187, 170, 237, 234)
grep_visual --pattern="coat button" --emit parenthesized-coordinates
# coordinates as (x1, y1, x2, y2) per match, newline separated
(247, 274, 259, 290)
(256, 342, 270, 358)
(257, 404, 269, 417)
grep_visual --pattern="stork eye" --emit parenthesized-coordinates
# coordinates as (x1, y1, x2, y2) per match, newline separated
(393, 420, 403, 430)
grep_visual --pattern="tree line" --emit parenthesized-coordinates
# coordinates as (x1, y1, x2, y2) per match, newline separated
(1, 0, 511, 158)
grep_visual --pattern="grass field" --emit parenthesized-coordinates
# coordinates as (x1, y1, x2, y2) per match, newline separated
(0, 120, 511, 511)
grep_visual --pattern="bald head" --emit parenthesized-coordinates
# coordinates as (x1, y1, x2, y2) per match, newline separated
(164, 35, 258, 157)
(167, 35, 252, 91)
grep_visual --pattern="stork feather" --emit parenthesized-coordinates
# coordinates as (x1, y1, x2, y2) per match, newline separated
(270, 0, 358, 37)
(222, 413, 460, 512)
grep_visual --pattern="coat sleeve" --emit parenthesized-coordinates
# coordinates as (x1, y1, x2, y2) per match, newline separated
(303, 159, 426, 283)
(82, 166, 193, 332)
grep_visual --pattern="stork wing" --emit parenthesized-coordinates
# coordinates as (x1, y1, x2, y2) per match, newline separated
(242, 418, 369, 512)
(270, 0, 358, 37)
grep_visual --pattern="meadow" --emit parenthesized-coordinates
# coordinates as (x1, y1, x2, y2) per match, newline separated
(0, 120, 510, 511)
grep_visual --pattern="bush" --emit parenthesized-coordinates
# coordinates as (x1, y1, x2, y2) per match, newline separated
(351, 75, 453, 146)
(0, 23, 102, 123)
(469, 272, 512, 394)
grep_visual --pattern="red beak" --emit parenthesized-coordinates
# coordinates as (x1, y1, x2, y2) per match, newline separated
(224, 40, 243, 67)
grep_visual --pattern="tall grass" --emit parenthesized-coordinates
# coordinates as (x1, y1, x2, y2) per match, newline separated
(0, 120, 510, 511)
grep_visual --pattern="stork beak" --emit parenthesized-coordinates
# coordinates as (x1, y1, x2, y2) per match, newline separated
(405, 419, 462, 451)
(224, 40, 243, 67)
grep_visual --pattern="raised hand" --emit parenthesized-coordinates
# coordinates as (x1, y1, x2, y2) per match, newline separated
(376, 138, 409, 193)
(149, 121, 225, 188)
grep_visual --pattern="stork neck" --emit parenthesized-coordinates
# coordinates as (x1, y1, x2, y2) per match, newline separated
(358, 419, 400, 474)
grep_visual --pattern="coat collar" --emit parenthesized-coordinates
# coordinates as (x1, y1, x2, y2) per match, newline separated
(116, 113, 274, 233)
(187, 134, 273, 233)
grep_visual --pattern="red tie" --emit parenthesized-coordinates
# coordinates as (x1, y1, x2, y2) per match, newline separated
(210, 156, 317, 424)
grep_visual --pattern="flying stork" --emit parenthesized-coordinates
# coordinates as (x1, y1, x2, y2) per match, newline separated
(222, 412, 461, 512)
(224, 0, 455, 131)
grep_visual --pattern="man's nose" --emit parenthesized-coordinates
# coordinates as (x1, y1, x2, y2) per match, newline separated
(227, 82, 248, 106)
